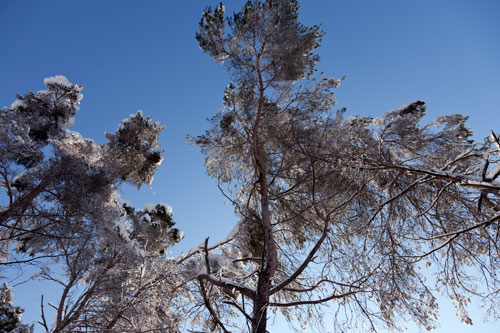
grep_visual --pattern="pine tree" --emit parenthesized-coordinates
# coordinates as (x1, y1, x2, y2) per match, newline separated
(186, 1, 500, 332)
(0, 283, 33, 333)
(0, 76, 185, 332)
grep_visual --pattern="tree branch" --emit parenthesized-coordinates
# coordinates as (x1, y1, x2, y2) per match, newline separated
(269, 290, 359, 307)
(271, 190, 361, 295)
(198, 274, 255, 299)
(197, 278, 230, 333)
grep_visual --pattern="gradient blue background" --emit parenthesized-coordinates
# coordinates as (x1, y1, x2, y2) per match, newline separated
(1, 1, 499, 331)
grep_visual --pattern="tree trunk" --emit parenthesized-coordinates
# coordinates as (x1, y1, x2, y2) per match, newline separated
(251, 170, 276, 333)
(252, 292, 269, 333)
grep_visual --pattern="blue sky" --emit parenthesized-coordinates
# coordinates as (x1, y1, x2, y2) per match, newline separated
(1, 0, 499, 332)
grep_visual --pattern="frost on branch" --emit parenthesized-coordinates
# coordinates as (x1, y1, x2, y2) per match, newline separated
(0, 77, 184, 332)
(196, 0, 323, 81)
(122, 201, 183, 255)
(43, 75, 73, 88)
(19, 75, 82, 142)
(105, 111, 164, 188)
(0, 284, 33, 333)
(0, 75, 82, 170)
(190, 1, 500, 332)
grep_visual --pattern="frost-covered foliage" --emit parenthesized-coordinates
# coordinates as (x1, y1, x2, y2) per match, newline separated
(123, 202, 183, 254)
(105, 111, 164, 188)
(188, 1, 500, 332)
(196, 0, 321, 81)
(2, 2, 500, 332)
(62, 257, 187, 332)
(0, 77, 183, 332)
(0, 284, 33, 333)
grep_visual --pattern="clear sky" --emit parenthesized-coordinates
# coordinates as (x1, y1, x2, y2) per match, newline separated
(1, 0, 499, 332)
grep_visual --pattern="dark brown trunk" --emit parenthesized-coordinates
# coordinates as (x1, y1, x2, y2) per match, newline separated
(251, 175, 276, 333)
(252, 292, 269, 333)
(250, 54, 277, 333)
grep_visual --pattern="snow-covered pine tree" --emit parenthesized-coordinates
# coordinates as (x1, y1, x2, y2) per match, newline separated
(0, 76, 185, 332)
(187, 1, 500, 332)
(0, 283, 33, 333)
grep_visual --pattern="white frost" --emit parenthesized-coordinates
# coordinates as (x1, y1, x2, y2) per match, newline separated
(143, 203, 156, 213)
(487, 162, 500, 181)
(176, 229, 184, 239)
(10, 100, 26, 109)
(122, 200, 133, 208)
(128, 110, 143, 119)
(143, 202, 173, 215)
(157, 202, 173, 215)
(14, 135, 25, 144)
(43, 75, 72, 88)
